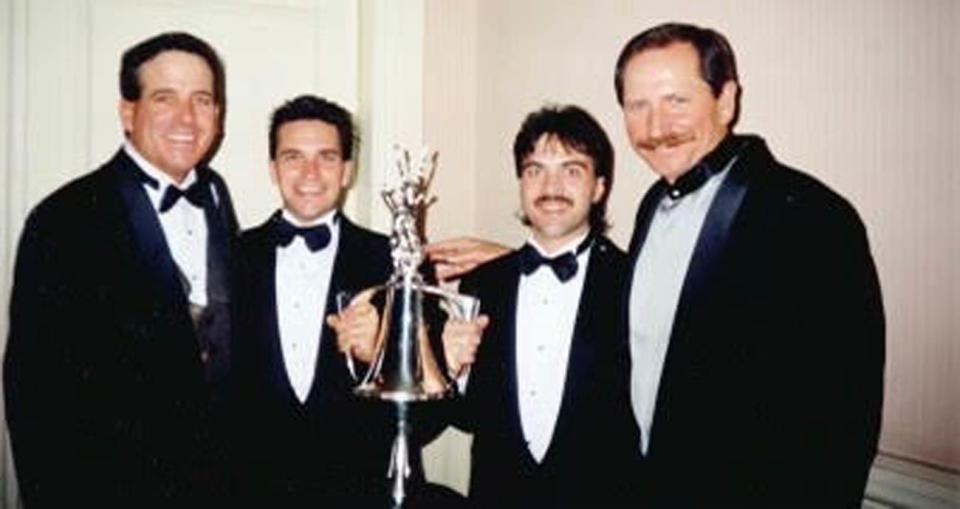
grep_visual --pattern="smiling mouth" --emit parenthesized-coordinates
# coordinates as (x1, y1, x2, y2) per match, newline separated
(296, 187, 325, 196)
(166, 134, 197, 145)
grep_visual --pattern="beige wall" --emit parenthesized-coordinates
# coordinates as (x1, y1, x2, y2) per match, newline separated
(1, 0, 956, 502)
(426, 0, 960, 472)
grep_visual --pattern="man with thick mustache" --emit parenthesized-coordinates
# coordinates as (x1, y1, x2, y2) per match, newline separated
(5, 32, 238, 505)
(440, 105, 638, 508)
(428, 22, 885, 507)
(615, 23, 884, 506)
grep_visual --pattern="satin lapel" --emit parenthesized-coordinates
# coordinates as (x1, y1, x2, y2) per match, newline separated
(201, 170, 231, 306)
(539, 242, 608, 465)
(628, 182, 668, 259)
(670, 155, 751, 345)
(494, 256, 527, 458)
(308, 217, 361, 402)
(250, 224, 297, 405)
(113, 151, 186, 310)
(649, 151, 753, 451)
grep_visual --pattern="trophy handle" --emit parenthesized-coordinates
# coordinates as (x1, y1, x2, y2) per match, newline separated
(336, 284, 388, 382)
(418, 284, 480, 321)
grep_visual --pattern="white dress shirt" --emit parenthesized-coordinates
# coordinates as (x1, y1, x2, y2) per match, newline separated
(125, 142, 208, 307)
(629, 165, 732, 454)
(516, 232, 591, 462)
(275, 209, 340, 403)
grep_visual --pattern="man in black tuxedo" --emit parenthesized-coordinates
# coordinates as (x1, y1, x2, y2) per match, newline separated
(4, 32, 238, 505)
(614, 23, 885, 506)
(232, 95, 396, 504)
(441, 105, 639, 508)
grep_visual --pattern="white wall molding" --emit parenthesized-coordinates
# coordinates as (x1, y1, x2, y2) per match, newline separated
(865, 455, 960, 508)
(354, 0, 424, 232)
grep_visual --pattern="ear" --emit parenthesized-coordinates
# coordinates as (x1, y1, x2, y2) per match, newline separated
(119, 99, 135, 136)
(592, 176, 607, 204)
(341, 161, 354, 188)
(717, 80, 739, 127)
(268, 160, 279, 185)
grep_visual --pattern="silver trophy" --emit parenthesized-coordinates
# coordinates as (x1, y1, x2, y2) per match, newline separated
(354, 145, 479, 506)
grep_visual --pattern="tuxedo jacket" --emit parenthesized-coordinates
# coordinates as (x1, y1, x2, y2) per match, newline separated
(4, 149, 239, 506)
(455, 235, 640, 509)
(627, 135, 885, 507)
(233, 212, 399, 504)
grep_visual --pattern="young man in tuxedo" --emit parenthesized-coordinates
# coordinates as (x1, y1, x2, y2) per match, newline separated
(5, 32, 238, 505)
(232, 95, 396, 504)
(441, 105, 639, 509)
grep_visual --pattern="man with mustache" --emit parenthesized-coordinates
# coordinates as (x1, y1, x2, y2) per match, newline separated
(440, 105, 639, 508)
(428, 22, 885, 507)
(614, 22, 884, 507)
(5, 32, 238, 505)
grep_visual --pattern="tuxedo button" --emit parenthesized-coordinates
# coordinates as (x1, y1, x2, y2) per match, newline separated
(200, 350, 210, 363)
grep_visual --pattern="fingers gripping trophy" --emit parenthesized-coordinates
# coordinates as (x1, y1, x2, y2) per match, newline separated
(354, 145, 479, 507)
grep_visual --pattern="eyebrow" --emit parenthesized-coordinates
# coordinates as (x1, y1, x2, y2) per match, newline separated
(148, 88, 176, 98)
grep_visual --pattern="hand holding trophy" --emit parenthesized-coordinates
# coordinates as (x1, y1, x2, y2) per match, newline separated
(348, 144, 479, 507)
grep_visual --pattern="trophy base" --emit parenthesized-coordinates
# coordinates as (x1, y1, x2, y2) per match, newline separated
(354, 383, 453, 402)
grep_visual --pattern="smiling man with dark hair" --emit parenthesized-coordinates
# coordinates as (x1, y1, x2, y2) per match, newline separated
(5, 31, 238, 506)
(616, 22, 884, 507)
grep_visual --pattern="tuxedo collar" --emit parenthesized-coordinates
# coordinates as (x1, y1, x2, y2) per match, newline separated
(112, 149, 189, 310)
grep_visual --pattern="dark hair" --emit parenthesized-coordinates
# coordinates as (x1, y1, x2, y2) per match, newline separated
(513, 104, 614, 233)
(120, 32, 226, 106)
(614, 22, 738, 104)
(269, 95, 356, 161)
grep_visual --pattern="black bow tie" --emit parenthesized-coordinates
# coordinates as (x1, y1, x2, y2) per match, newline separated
(519, 236, 593, 283)
(132, 165, 210, 213)
(664, 135, 743, 201)
(275, 218, 331, 252)
(665, 163, 714, 200)
(159, 182, 210, 213)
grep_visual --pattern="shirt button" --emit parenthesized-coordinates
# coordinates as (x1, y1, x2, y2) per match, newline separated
(200, 350, 209, 363)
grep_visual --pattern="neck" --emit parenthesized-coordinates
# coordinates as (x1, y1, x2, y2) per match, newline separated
(664, 132, 731, 185)
(282, 208, 337, 228)
(530, 227, 590, 257)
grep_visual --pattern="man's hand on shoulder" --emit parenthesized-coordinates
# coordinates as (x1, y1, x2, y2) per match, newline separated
(424, 237, 510, 282)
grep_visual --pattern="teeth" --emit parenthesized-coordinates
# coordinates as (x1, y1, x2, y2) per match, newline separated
(168, 134, 195, 142)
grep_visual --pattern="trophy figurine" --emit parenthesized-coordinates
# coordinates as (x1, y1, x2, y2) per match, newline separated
(353, 145, 479, 507)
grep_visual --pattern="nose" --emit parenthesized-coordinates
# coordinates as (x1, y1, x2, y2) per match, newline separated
(543, 169, 564, 193)
(302, 157, 323, 178)
(176, 100, 196, 126)
(647, 105, 664, 140)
